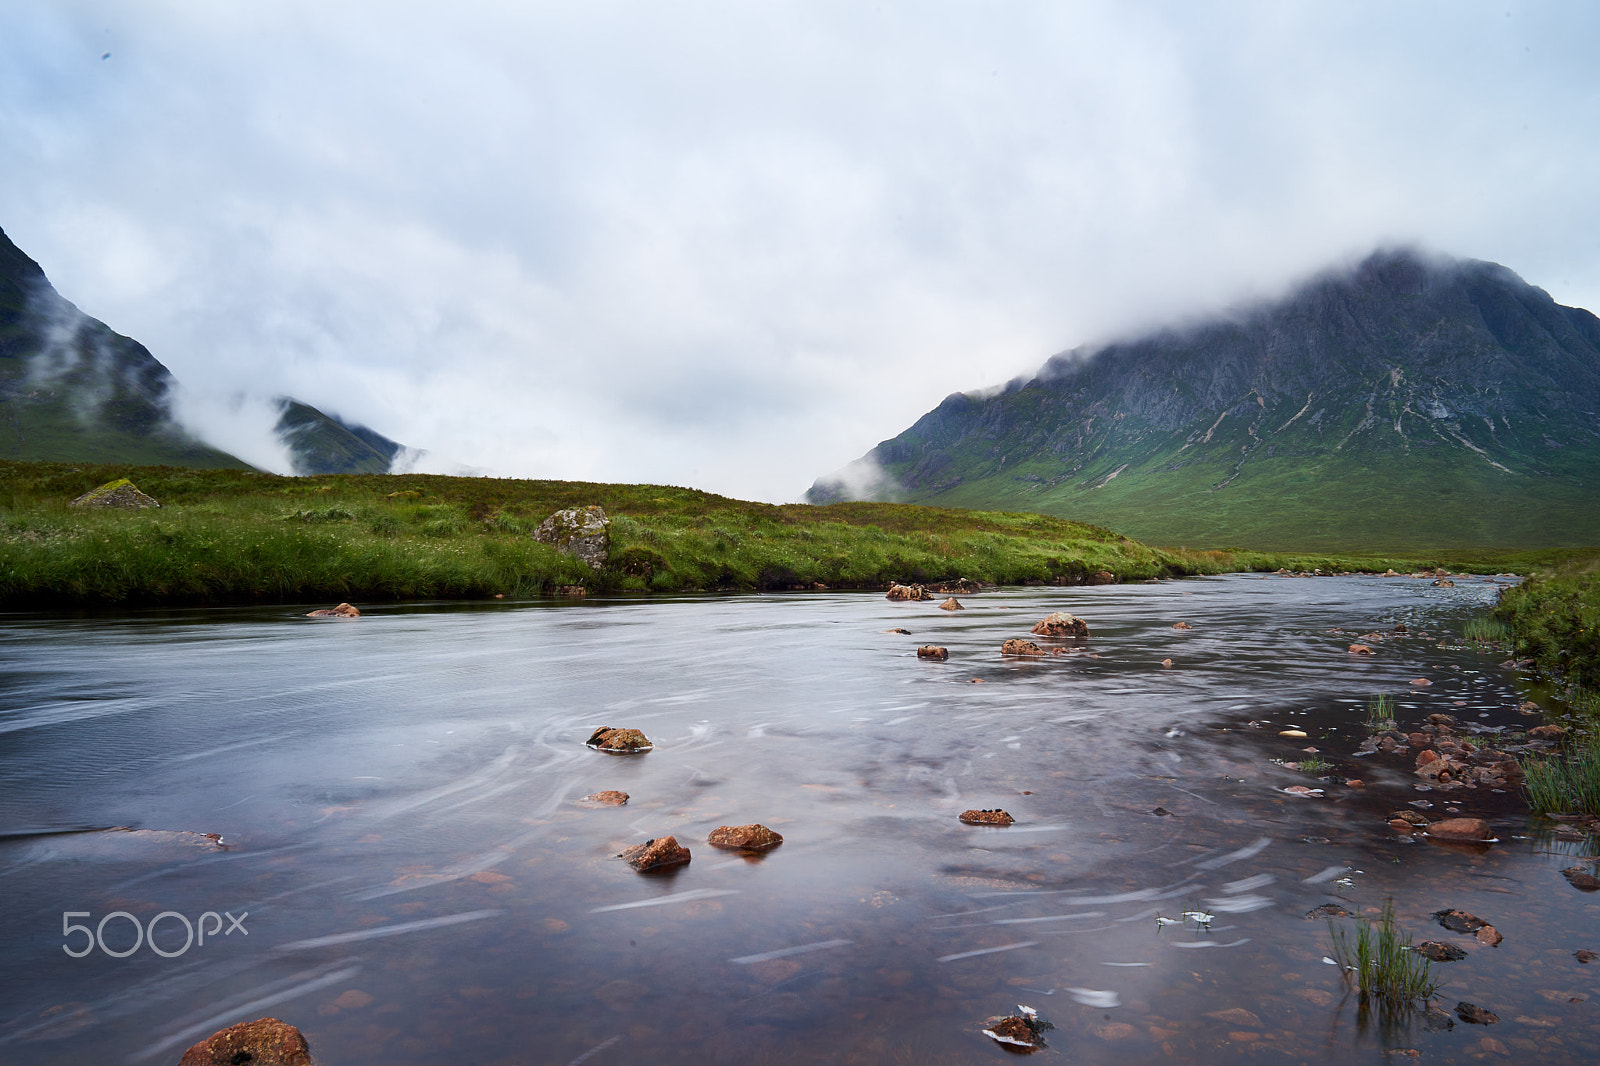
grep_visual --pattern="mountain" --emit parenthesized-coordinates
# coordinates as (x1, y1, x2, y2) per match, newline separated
(0, 224, 408, 476)
(809, 249, 1600, 550)
(0, 224, 244, 468)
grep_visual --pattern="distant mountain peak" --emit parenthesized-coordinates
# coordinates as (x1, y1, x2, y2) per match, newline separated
(810, 248, 1600, 550)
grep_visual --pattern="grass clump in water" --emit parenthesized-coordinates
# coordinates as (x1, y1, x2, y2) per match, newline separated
(1297, 755, 1333, 776)
(1463, 614, 1510, 644)
(1328, 900, 1440, 1005)
(1523, 733, 1600, 816)
(1364, 694, 1397, 733)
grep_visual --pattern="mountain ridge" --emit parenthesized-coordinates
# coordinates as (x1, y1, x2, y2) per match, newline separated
(809, 248, 1600, 550)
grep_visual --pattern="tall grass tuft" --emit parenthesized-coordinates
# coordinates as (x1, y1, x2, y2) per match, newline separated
(1463, 614, 1510, 643)
(1328, 900, 1440, 1005)
(1523, 733, 1600, 816)
(1364, 694, 1396, 733)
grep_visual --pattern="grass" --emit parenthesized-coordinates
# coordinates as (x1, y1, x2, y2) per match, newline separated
(1297, 756, 1333, 776)
(1328, 900, 1441, 1005)
(1463, 614, 1511, 644)
(1496, 553, 1600, 690)
(1364, 694, 1397, 733)
(1523, 733, 1600, 817)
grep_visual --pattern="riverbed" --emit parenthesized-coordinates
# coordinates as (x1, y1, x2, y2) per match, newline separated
(1, 574, 1595, 1064)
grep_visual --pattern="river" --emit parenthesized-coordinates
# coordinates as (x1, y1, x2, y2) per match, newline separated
(1, 574, 1595, 1064)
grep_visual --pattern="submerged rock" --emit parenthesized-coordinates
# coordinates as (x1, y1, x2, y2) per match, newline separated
(1031, 612, 1090, 638)
(69, 478, 160, 510)
(939, 597, 964, 611)
(1455, 1002, 1499, 1025)
(917, 645, 949, 661)
(576, 791, 629, 807)
(1304, 904, 1353, 919)
(618, 836, 691, 871)
(1562, 865, 1600, 891)
(1416, 941, 1467, 961)
(1348, 644, 1373, 654)
(1575, 949, 1598, 963)
(707, 824, 783, 850)
(1433, 909, 1489, 934)
(960, 809, 1014, 826)
(533, 505, 610, 569)
(586, 727, 652, 753)
(177, 1017, 311, 1066)
(306, 602, 359, 618)
(1001, 639, 1047, 657)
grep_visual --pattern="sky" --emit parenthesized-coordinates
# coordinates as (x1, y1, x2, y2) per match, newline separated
(2, 1, 1597, 497)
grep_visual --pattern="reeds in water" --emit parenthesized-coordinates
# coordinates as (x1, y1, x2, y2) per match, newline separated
(1328, 900, 1440, 1005)
(1523, 733, 1600, 816)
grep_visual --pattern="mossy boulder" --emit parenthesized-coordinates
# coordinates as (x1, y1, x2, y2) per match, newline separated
(533, 505, 609, 569)
(69, 478, 159, 510)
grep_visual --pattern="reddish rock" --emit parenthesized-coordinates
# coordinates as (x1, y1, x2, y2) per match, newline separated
(577, 790, 629, 807)
(983, 1014, 1047, 1048)
(1529, 724, 1567, 740)
(1388, 810, 1430, 826)
(586, 727, 652, 752)
(1433, 909, 1489, 933)
(1031, 611, 1091, 638)
(1388, 819, 1416, 832)
(886, 583, 933, 601)
(178, 1018, 311, 1066)
(1562, 866, 1600, 891)
(1001, 639, 1047, 657)
(1171, 621, 1193, 630)
(1410, 678, 1432, 686)
(917, 645, 949, 661)
(1348, 643, 1372, 654)
(1207, 1008, 1263, 1027)
(1088, 570, 1116, 585)
(1160, 658, 1174, 668)
(1475, 924, 1503, 947)
(883, 627, 911, 634)
(939, 597, 964, 611)
(1456, 1002, 1499, 1025)
(1416, 749, 1440, 767)
(1427, 818, 1492, 842)
(1408, 732, 1429, 746)
(960, 809, 1015, 826)
(707, 824, 783, 850)
(306, 602, 359, 618)
(1416, 941, 1467, 961)
(618, 836, 691, 871)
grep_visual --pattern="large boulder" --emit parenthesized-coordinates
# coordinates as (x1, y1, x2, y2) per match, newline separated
(1031, 612, 1089, 638)
(533, 506, 610, 569)
(178, 1018, 311, 1065)
(69, 478, 159, 510)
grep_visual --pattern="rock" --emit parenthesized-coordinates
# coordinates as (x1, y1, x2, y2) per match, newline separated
(1388, 810, 1430, 826)
(1416, 941, 1467, 961)
(1305, 904, 1353, 919)
(306, 602, 359, 618)
(1476, 924, 1503, 947)
(1427, 818, 1492, 842)
(586, 727, 652, 752)
(1389, 819, 1418, 832)
(1416, 750, 1440, 768)
(1151, 806, 1173, 816)
(883, 627, 911, 634)
(177, 1018, 311, 1066)
(557, 585, 587, 596)
(1433, 578, 1456, 587)
(1575, 949, 1598, 963)
(1455, 1002, 1499, 1025)
(69, 478, 160, 510)
(1529, 724, 1566, 740)
(1348, 644, 1373, 654)
(917, 645, 949, 661)
(576, 791, 629, 807)
(1031, 611, 1090, 638)
(1433, 909, 1488, 933)
(618, 836, 691, 871)
(960, 809, 1014, 826)
(1001, 638, 1047, 657)
(1088, 570, 1116, 585)
(532, 506, 610, 569)
(885, 583, 933, 601)
(1279, 729, 1308, 737)
(1410, 678, 1432, 686)
(1207, 1007, 1262, 1027)
(707, 824, 783, 850)
(982, 1010, 1051, 1049)
(1422, 1005, 1455, 1031)
(1562, 866, 1600, 891)
(1171, 621, 1193, 630)
(939, 597, 964, 611)
(1161, 658, 1173, 668)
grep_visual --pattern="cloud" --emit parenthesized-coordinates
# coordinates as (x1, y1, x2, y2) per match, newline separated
(1, 1, 1598, 500)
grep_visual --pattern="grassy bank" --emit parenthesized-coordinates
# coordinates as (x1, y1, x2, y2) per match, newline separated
(1495, 552, 1600, 692)
(0, 460, 1577, 608)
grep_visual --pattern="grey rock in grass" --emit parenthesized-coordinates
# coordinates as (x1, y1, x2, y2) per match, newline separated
(69, 478, 159, 510)
(533, 505, 610, 569)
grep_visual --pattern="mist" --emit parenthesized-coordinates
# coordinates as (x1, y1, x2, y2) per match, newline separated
(2, 1, 1597, 499)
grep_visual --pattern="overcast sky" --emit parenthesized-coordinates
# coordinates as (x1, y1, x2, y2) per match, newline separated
(2, 1, 1597, 495)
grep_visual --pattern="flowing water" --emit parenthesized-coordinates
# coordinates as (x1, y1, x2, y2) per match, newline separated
(1, 575, 1596, 1064)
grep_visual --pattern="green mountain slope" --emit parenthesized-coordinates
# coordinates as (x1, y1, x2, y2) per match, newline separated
(809, 250, 1600, 550)
(274, 399, 402, 475)
(0, 225, 246, 468)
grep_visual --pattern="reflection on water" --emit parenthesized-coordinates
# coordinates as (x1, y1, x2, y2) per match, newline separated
(1, 575, 1596, 1064)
